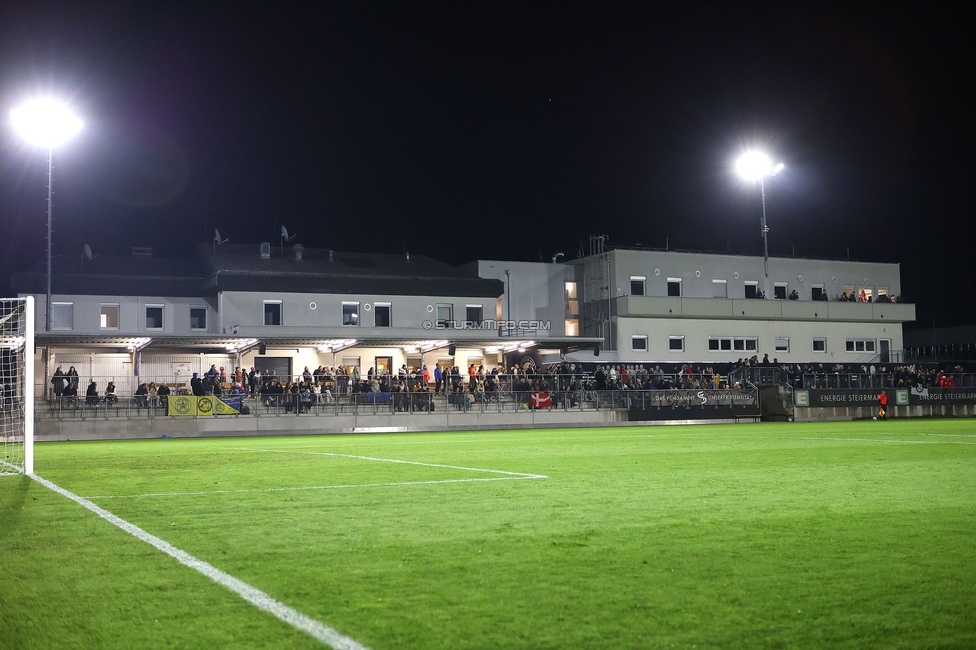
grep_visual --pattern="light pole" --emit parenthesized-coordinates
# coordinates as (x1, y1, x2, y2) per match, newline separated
(735, 151, 784, 283)
(10, 99, 83, 331)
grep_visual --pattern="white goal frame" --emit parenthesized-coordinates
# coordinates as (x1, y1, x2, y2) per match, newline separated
(1, 296, 33, 475)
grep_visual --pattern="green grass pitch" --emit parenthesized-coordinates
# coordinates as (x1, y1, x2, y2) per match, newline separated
(2, 419, 975, 649)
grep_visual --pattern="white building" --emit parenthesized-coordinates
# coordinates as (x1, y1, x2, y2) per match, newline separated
(14, 241, 914, 394)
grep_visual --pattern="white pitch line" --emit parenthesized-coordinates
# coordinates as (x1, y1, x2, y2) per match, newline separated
(28, 472, 369, 650)
(800, 436, 976, 446)
(85, 475, 542, 499)
(238, 447, 549, 479)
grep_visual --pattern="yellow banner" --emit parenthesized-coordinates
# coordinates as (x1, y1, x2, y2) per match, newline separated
(213, 397, 240, 415)
(167, 395, 239, 416)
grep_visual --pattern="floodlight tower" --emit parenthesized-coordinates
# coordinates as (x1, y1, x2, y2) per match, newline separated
(735, 152, 784, 284)
(10, 99, 84, 331)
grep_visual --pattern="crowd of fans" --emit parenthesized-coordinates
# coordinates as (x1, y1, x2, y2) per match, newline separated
(46, 355, 972, 413)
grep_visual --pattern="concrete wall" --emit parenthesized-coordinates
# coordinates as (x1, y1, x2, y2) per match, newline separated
(475, 260, 576, 336)
(35, 408, 626, 441)
(613, 316, 903, 364)
(606, 249, 902, 301)
(219, 290, 494, 336)
(26, 293, 217, 335)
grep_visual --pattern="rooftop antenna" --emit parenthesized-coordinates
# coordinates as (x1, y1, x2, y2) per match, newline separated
(280, 225, 296, 254)
(214, 229, 229, 253)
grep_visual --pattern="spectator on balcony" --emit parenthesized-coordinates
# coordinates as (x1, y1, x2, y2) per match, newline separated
(135, 383, 149, 407)
(51, 366, 66, 397)
(191, 372, 205, 396)
(67, 366, 79, 391)
(788, 290, 799, 300)
(61, 381, 78, 405)
(105, 382, 118, 405)
(156, 383, 170, 407)
(207, 365, 218, 381)
(86, 380, 99, 406)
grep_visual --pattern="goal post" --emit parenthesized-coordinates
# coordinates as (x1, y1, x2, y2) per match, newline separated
(1, 296, 34, 475)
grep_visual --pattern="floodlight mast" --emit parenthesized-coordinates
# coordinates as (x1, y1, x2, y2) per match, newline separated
(735, 152, 784, 283)
(9, 99, 83, 332)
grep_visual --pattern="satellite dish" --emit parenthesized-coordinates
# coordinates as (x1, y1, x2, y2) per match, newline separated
(281, 225, 296, 242)
(84, 244, 93, 260)
(213, 229, 229, 252)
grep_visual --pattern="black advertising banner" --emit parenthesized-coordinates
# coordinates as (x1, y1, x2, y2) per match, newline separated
(795, 388, 976, 407)
(629, 389, 761, 420)
(906, 387, 976, 405)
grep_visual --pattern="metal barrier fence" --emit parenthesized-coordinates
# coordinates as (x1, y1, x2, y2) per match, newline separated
(797, 372, 976, 390)
(37, 371, 734, 401)
(34, 387, 759, 420)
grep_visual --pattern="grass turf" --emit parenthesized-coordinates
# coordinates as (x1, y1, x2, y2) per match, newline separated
(2, 419, 975, 649)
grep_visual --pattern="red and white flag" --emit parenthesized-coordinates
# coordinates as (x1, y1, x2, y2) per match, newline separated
(531, 391, 551, 408)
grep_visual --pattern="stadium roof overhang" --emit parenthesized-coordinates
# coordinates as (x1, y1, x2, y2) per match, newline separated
(34, 333, 604, 355)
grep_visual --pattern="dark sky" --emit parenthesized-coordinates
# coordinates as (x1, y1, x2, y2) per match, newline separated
(1, 1, 973, 328)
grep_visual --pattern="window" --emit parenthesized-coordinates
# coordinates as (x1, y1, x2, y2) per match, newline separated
(774, 283, 788, 300)
(630, 276, 646, 296)
(632, 335, 647, 351)
(436, 304, 453, 328)
(775, 337, 790, 352)
(341, 356, 360, 372)
(374, 303, 391, 327)
(669, 336, 684, 352)
(667, 278, 682, 297)
(858, 288, 873, 302)
(744, 282, 759, 299)
(565, 319, 578, 336)
(264, 301, 282, 326)
(465, 305, 483, 326)
(843, 286, 855, 300)
(813, 338, 826, 353)
(846, 339, 876, 353)
(712, 279, 727, 298)
(342, 302, 359, 326)
(190, 307, 207, 330)
(812, 285, 825, 301)
(145, 305, 163, 330)
(565, 282, 579, 321)
(100, 304, 119, 329)
(709, 337, 756, 352)
(51, 302, 73, 330)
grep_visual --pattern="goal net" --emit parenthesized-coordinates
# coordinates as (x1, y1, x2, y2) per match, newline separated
(1, 297, 34, 475)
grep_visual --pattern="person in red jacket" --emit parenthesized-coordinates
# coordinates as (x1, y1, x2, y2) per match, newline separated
(878, 391, 888, 420)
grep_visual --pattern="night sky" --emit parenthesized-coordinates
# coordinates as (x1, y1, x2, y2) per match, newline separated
(1, 1, 973, 328)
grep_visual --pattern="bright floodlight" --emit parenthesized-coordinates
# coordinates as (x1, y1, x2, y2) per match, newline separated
(735, 151, 774, 181)
(10, 99, 83, 148)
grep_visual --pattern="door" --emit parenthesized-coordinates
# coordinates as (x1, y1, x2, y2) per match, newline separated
(375, 356, 393, 376)
(254, 356, 293, 382)
(880, 339, 890, 364)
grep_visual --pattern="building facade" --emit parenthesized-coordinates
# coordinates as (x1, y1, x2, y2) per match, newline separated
(14, 242, 914, 394)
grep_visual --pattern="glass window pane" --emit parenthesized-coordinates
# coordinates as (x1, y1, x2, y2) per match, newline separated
(264, 302, 281, 326)
(100, 305, 119, 329)
(343, 303, 359, 326)
(375, 305, 391, 327)
(52, 303, 73, 330)
(190, 308, 207, 330)
(146, 307, 163, 329)
(708, 339, 719, 351)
